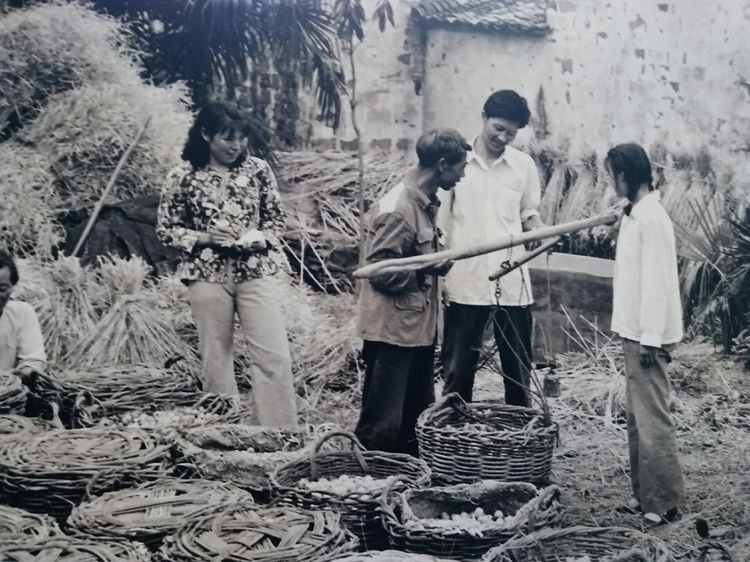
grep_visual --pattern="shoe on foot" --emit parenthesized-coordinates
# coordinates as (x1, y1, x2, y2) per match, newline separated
(616, 498, 642, 514)
(643, 507, 681, 527)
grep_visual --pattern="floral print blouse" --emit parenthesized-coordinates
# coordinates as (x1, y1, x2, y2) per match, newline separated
(156, 157, 289, 284)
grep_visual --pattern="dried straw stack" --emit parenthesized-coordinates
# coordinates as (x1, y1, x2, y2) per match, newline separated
(69, 478, 253, 550)
(158, 503, 359, 561)
(0, 373, 27, 415)
(0, 415, 55, 439)
(0, 427, 171, 520)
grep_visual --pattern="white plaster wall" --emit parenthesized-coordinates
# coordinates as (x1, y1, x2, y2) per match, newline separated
(422, 0, 750, 173)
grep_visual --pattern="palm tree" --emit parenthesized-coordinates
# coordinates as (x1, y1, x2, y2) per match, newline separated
(8, 0, 345, 128)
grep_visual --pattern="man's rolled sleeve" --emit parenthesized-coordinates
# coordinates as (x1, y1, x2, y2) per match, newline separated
(520, 158, 542, 222)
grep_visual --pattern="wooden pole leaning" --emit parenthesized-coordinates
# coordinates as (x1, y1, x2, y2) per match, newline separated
(353, 209, 622, 280)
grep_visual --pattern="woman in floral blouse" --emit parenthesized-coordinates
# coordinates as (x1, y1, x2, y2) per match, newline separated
(157, 102, 298, 429)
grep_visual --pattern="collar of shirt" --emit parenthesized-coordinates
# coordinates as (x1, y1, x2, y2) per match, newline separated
(468, 138, 526, 177)
(404, 171, 441, 210)
(627, 190, 661, 219)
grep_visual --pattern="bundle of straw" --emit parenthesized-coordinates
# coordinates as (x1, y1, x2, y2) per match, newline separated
(0, 2, 141, 127)
(0, 537, 151, 562)
(0, 373, 27, 416)
(0, 144, 61, 258)
(0, 415, 55, 440)
(65, 257, 198, 369)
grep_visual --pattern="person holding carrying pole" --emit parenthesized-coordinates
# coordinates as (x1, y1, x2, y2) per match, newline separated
(606, 143, 684, 526)
(355, 128, 470, 455)
(438, 90, 545, 407)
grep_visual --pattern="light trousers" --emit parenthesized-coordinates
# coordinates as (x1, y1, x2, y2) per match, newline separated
(188, 275, 299, 429)
(623, 338, 684, 514)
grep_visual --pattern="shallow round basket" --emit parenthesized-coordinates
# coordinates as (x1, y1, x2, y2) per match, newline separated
(0, 427, 171, 521)
(174, 423, 306, 498)
(0, 372, 27, 415)
(68, 478, 253, 550)
(381, 479, 562, 560)
(416, 394, 558, 485)
(271, 431, 432, 551)
(158, 503, 358, 561)
(481, 526, 676, 562)
(332, 550, 453, 561)
(0, 504, 62, 539)
(0, 536, 151, 561)
(0, 414, 56, 438)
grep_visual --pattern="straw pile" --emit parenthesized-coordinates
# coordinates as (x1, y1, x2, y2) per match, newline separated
(332, 553, 453, 561)
(0, 143, 61, 257)
(0, 427, 171, 520)
(158, 503, 359, 561)
(68, 478, 253, 549)
(0, 2, 141, 128)
(0, 373, 27, 415)
(0, 505, 61, 540)
(0, 536, 151, 562)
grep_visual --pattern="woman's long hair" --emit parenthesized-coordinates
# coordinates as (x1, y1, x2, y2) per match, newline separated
(605, 143, 655, 201)
(181, 102, 252, 169)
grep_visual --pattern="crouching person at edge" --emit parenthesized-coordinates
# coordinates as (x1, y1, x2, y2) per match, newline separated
(354, 129, 470, 455)
(156, 101, 298, 430)
(607, 143, 685, 526)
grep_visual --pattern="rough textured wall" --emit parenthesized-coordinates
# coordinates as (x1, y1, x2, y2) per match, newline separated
(422, 0, 750, 174)
(299, 0, 422, 153)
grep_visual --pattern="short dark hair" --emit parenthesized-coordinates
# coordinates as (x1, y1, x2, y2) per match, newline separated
(483, 90, 531, 128)
(605, 143, 654, 200)
(416, 128, 471, 168)
(0, 251, 19, 285)
(181, 101, 252, 169)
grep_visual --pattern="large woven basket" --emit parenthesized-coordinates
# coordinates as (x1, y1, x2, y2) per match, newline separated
(174, 423, 306, 498)
(381, 479, 562, 560)
(0, 536, 151, 561)
(0, 504, 61, 539)
(68, 478, 253, 550)
(0, 414, 56, 438)
(0, 427, 171, 521)
(416, 394, 558, 484)
(333, 551, 453, 561)
(481, 526, 677, 561)
(271, 431, 431, 551)
(158, 503, 359, 561)
(23, 366, 237, 428)
(0, 372, 27, 415)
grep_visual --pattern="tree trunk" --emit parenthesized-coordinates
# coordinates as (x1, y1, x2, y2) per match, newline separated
(347, 46, 367, 269)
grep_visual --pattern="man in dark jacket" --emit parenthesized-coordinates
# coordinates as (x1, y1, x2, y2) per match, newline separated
(355, 128, 470, 455)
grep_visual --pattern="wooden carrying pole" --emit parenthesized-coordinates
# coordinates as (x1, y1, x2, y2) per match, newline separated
(488, 236, 562, 281)
(72, 117, 152, 257)
(353, 209, 621, 279)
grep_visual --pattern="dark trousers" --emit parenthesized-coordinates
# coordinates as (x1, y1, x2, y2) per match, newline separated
(442, 303, 533, 407)
(354, 341, 435, 456)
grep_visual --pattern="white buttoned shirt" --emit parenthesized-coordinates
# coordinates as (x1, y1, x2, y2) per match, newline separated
(611, 191, 683, 347)
(438, 144, 542, 306)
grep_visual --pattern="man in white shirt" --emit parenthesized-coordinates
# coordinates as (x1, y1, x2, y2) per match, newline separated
(0, 251, 47, 375)
(606, 143, 684, 526)
(438, 90, 544, 407)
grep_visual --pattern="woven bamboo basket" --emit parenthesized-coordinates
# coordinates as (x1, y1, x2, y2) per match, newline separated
(271, 431, 432, 551)
(0, 536, 152, 561)
(174, 423, 306, 497)
(0, 414, 56, 438)
(481, 526, 677, 561)
(381, 479, 562, 560)
(0, 504, 62, 539)
(23, 366, 239, 428)
(158, 503, 359, 561)
(416, 394, 558, 485)
(0, 372, 27, 415)
(0, 427, 172, 521)
(68, 478, 253, 550)
(333, 551, 453, 561)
